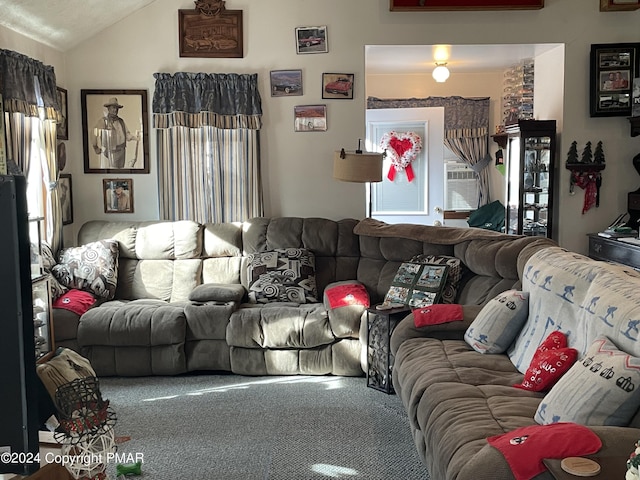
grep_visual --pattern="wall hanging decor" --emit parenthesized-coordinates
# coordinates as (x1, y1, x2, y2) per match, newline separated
(590, 43, 640, 117)
(379, 130, 422, 182)
(103, 178, 134, 214)
(270, 70, 303, 97)
(389, 0, 544, 11)
(295, 26, 327, 54)
(322, 73, 354, 100)
(179, 0, 243, 58)
(81, 89, 149, 174)
(294, 105, 327, 132)
(59, 173, 73, 225)
(566, 141, 606, 214)
(56, 87, 68, 140)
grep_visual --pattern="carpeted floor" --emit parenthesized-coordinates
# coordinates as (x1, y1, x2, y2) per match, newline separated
(99, 374, 431, 479)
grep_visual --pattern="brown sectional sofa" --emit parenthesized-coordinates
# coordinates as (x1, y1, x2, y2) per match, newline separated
(54, 216, 554, 381)
(391, 246, 640, 480)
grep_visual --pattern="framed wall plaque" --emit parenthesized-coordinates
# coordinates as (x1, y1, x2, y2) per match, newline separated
(590, 43, 640, 117)
(600, 0, 640, 11)
(390, 0, 544, 11)
(179, 6, 243, 58)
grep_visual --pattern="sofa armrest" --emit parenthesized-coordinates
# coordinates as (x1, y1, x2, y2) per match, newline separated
(390, 304, 482, 355)
(188, 283, 246, 303)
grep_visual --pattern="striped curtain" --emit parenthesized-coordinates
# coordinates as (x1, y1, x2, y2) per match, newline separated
(153, 72, 263, 223)
(367, 96, 492, 207)
(1, 50, 63, 253)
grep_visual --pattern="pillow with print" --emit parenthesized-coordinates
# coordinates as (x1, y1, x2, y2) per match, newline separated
(535, 335, 640, 426)
(247, 248, 318, 304)
(464, 290, 529, 354)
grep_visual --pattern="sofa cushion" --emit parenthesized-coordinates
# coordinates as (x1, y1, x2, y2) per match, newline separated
(383, 262, 449, 308)
(52, 240, 119, 300)
(464, 290, 529, 354)
(188, 283, 245, 303)
(246, 248, 318, 304)
(535, 335, 640, 426)
(410, 254, 463, 304)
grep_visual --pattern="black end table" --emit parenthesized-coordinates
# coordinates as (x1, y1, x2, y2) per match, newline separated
(366, 305, 411, 394)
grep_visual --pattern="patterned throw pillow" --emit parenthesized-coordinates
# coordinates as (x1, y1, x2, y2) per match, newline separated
(535, 335, 640, 426)
(410, 254, 464, 304)
(52, 240, 119, 300)
(247, 248, 318, 304)
(41, 242, 69, 300)
(384, 262, 449, 308)
(514, 332, 577, 392)
(464, 290, 529, 354)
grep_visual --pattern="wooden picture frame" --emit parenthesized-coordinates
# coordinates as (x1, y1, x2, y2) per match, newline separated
(389, 0, 544, 10)
(322, 73, 354, 100)
(81, 89, 149, 174)
(270, 70, 303, 97)
(56, 87, 68, 140)
(179, 8, 243, 58)
(600, 0, 640, 11)
(59, 173, 73, 225)
(590, 43, 639, 117)
(295, 26, 328, 54)
(103, 178, 134, 214)
(294, 105, 327, 132)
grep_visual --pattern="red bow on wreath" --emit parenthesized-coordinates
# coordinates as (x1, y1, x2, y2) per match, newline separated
(379, 131, 422, 182)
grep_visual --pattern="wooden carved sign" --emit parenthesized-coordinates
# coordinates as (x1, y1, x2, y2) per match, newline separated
(179, 0, 243, 58)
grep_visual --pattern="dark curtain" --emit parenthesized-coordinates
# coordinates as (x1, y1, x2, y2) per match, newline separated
(152, 72, 262, 130)
(0, 49, 60, 121)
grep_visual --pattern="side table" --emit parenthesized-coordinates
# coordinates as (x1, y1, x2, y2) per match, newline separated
(366, 305, 411, 394)
(542, 456, 628, 479)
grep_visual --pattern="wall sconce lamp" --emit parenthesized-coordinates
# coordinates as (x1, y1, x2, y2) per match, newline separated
(333, 140, 383, 217)
(432, 62, 450, 83)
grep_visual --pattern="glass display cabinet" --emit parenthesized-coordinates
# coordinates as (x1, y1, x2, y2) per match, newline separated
(29, 216, 54, 363)
(505, 120, 557, 238)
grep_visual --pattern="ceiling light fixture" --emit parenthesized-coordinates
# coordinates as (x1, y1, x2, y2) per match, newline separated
(432, 62, 450, 83)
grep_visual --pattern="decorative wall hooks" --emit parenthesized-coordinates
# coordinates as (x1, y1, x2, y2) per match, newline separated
(566, 141, 606, 214)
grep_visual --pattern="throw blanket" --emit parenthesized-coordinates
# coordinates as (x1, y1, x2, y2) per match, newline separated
(354, 218, 553, 245)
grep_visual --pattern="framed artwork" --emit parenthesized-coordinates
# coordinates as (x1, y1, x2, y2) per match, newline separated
(270, 70, 303, 97)
(59, 173, 73, 225)
(178, 7, 243, 58)
(295, 26, 327, 54)
(294, 105, 327, 132)
(389, 0, 544, 10)
(590, 43, 639, 117)
(81, 89, 149, 174)
(103, 178, 133, 214)
(322, 73, 354, 100)
(57, 141, 67, 172)
(56, 87, 68, 140)
(600, 0, 640, 11)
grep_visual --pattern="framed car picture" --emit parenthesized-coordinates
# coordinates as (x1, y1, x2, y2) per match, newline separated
(294, 105, 327, 132)
(295, 26, 327, 54)
(390, 0, 544, 9)
(322, 73, 354, 100)
(590, 43, 640, 117)
(270, 70, 303, 97)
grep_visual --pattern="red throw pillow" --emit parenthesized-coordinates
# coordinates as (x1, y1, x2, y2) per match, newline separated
(53, 288, 96, 316)
(536, 330, 567, 353)
(324, 283, 369, 309)
(413, 304, 463, 327)
(514, 343, 578, 392)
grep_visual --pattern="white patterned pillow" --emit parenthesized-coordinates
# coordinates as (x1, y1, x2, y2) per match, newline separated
(52, 240, 119, 300)
(247, 248, 317, 304)
(464, 290, 529, 354)
(535, 335, 640, 426)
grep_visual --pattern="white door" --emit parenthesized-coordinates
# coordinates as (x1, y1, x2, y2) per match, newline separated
(366, 107, 445, 225)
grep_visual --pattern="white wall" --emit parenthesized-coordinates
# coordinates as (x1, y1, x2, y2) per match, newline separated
(3, 0, 640, 255)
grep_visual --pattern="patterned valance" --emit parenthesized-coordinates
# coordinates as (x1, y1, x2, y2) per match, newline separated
(152, 72, 262, 130)
(367, 96, 489, 138)
(0, 49, 60, 121)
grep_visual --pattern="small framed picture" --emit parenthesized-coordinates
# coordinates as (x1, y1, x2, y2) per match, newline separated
(103, 178, 134, 213)
(322, 73, 354, 100)
(56, 87, 68, 140)
(294, 105, 327, 132)
(295, 26, 327, 54)
(590, 43, 639, 117)
(59, 173, 73, 225)
(270, 70, 303, 97)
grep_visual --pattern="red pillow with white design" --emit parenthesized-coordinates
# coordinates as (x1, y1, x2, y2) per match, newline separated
(514, 331, 577, 392)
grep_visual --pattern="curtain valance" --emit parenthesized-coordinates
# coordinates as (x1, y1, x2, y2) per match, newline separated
(367, 96, 489, 137)
(152, 72, 262, 130)
(0, 49, 60, 121)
